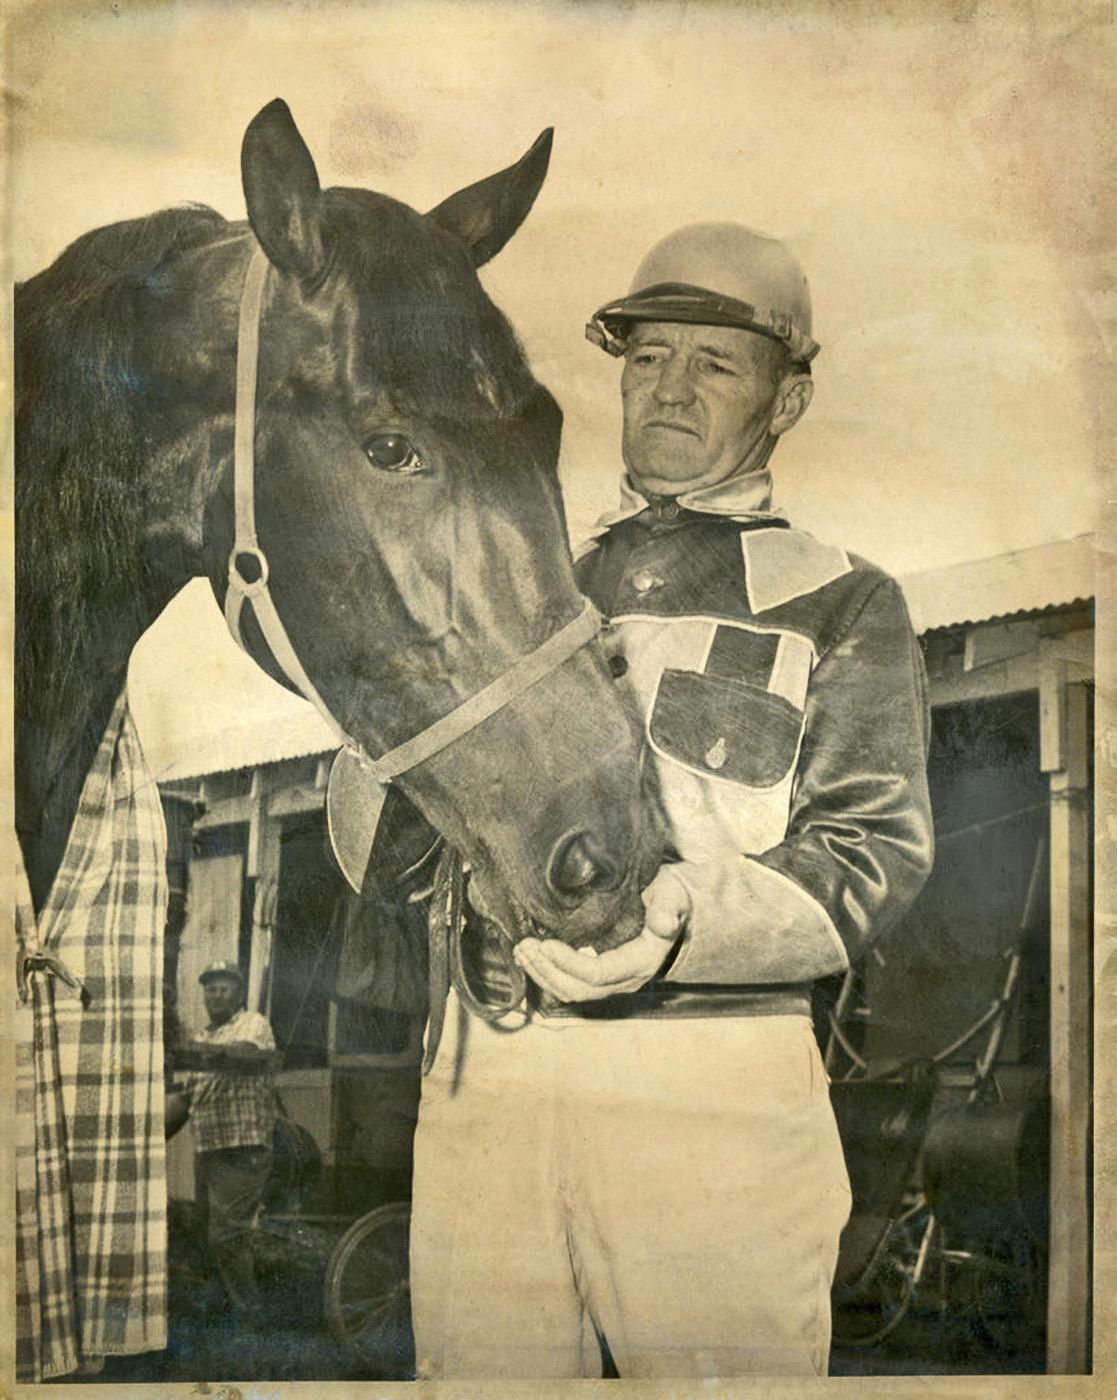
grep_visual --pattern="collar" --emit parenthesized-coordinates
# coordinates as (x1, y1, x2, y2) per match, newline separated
(205, 1008, 245, 1035)
(587, 469, 786, 541)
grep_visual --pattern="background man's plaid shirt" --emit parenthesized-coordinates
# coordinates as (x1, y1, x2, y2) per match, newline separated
(188, 1009, 278, 1153)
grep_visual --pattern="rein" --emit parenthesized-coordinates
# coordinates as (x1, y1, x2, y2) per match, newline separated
(424, 846, 527, 1074)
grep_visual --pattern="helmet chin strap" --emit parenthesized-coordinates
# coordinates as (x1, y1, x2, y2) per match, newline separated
(223, 242, 601, 893)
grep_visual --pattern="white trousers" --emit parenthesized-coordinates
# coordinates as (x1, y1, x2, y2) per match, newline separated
(410, 997, 851, 1379)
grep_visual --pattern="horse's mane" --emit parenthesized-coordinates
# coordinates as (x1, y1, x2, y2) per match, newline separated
(15, 204, 229, 716)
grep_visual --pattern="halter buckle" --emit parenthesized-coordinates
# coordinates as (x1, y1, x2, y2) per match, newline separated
(228, 545, 270, 597)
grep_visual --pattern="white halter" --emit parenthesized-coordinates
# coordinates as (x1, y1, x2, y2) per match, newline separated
(224, 244, 600, 890)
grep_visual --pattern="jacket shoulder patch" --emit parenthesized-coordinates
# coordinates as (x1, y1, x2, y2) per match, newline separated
(741, 528, 852, 613)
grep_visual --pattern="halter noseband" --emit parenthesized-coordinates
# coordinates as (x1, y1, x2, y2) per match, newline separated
(224, 244, 600, 889)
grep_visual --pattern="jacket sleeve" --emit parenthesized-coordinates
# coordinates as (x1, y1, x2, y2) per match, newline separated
(663, 576, 934, 985)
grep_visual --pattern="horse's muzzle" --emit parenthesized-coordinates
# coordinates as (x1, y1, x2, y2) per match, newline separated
(467, 857, 646, 953)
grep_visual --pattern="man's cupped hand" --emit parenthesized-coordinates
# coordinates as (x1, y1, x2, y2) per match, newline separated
(513, 866, 691, 1002)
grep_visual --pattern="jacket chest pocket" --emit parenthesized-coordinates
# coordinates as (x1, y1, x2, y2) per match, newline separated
(648, 667, 805, 791)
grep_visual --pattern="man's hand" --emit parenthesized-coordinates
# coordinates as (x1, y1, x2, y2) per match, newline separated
(513, 866, 691, 1003)
(173, 1040, 278, 1072)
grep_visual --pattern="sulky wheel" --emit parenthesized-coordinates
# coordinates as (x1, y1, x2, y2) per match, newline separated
(832, 1252, 915, 1348)
(324, 1200, 415, 1377)
(973, 1234, 1045, 1356)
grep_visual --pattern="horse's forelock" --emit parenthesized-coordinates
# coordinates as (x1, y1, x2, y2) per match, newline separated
(320, 188, 538, 419)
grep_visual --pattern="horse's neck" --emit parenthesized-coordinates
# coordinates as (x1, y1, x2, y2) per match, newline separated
(18, 673, 129, 915)
(17, 583, 178, 915)
(17, 230, 250, 912)
(17, 526, 199, 910)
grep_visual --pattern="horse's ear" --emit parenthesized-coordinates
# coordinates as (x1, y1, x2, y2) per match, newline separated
(241, 99, 325, 281)
(427, 129, 553, 268)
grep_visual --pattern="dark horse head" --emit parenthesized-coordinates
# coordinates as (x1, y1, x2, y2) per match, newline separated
(16, 100, 655, 948)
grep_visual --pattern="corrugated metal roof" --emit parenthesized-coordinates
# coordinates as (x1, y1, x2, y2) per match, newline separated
(132, 580, 340, 786)
(152, 706, 337, 785)
(899, 533, 1095, 634)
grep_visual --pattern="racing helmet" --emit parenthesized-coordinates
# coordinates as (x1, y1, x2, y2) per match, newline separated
(587, 222, 819, 365)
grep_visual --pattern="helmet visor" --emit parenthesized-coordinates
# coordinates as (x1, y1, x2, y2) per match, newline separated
(586, 281, 819, 363)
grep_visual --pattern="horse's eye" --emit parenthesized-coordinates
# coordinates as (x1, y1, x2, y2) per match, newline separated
(364, 432, 424, 474)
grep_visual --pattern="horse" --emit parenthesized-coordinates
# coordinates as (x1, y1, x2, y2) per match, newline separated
(16, 98, 653, 954)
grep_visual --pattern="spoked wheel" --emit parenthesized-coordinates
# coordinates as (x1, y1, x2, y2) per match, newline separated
(324, 1201, 414, 1376)
(833, 1252, 915, 1347)
(973, 1235, 1045, 1355)
(833, 1205, 933, 1348)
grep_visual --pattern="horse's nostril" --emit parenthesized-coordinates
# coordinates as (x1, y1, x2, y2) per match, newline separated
(547, 831, 620, 900)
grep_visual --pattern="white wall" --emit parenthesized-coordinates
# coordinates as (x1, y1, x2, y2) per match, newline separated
(176, 852, 244, 1036)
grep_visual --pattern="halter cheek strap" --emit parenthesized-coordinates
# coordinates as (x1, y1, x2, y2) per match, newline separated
(225, 247, 352, 747)
(224, 243, 600, 891)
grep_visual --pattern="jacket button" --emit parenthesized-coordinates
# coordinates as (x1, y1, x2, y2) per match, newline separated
(630, 568, 665, 595)
(607, 653, 628, 679)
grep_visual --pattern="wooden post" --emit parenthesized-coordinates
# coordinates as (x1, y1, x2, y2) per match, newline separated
(1041, 660, 1092, 1374)
(246, 766, 282, 1017)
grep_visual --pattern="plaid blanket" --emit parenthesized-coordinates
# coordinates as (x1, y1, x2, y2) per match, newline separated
(15, 690, 168, 1380)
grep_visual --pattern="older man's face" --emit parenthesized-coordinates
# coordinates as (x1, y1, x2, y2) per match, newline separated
(621, 321, 785, 497)
(202, 974, 242, 1027)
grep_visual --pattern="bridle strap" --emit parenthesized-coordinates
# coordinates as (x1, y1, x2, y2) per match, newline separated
(224, 242, 600, 789)
(362, 602, 600, 785)
(225, 246, 353, 749)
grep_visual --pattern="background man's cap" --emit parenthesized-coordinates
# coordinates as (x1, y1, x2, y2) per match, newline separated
(199, 960, 244, 987)
(587, 223, 819, 364)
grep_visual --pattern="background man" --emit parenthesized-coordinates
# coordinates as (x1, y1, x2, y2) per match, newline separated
(410, 223, 934, 1378)
(184, 961, 279, 1337)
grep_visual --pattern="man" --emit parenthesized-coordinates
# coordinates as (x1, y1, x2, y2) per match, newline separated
(184, 961, 279, 1335)
(410, 223, 934, 1378)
